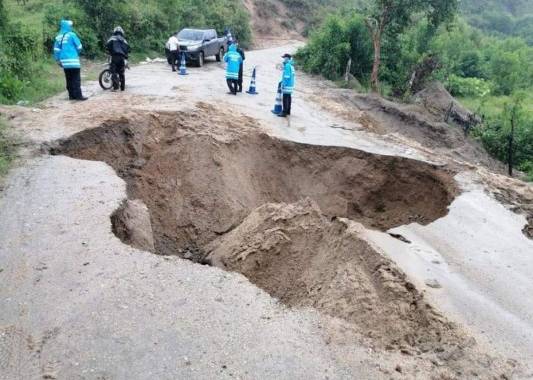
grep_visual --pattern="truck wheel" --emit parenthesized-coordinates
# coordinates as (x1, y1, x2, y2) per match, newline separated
(216, 47, 224, 62)
(198, 52, 204, 67)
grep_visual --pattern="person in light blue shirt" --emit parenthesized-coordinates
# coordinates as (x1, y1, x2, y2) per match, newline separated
(223, 43, 242, 95)
(278, 53, 295, 117)
(53, 19, 87, 101)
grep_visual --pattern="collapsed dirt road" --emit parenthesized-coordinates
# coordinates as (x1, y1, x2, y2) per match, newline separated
(1, 44, 532, 379)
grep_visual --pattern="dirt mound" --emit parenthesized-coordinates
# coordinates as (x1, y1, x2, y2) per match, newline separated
(50, 104, 458, 257)
(204, 198, 522, 377)
(413, 81, 481, 130)
(206, 198, 458, 350)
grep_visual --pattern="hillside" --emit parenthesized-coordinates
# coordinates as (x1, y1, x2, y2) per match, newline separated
(460, 0, 533, 43)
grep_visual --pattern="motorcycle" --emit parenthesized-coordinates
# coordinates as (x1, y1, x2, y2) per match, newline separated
(98, 57, 130, 90)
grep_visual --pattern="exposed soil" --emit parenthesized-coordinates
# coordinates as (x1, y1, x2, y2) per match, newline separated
(311, 90, 505, 173)
(204, 198, 519, 377)
(42, 103, 520, 377)
(206, 198, 456, 349)
(51, 103, 458, 256)
(244, 0, 306, 48)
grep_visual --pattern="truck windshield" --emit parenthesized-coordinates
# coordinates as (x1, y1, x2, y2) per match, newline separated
(178, 29, 205, 41)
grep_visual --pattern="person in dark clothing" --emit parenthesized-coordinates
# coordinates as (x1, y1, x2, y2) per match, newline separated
(106, 26, 130, 91)
(235, 41, 245, 92)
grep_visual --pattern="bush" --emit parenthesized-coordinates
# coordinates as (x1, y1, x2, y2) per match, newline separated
(295, 13, 373, 82)
(446, 74, 493, 97)
(0, 20, 47, 103)
(0, 71, 24, 102)
(473, 95, 533, 179)
(0, 117, 14, 176)
(42, 0, 252, 56)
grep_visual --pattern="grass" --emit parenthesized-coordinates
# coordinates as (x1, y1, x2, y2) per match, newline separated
(1, 57, 109, 106)
(18, 59, 66, 104)
(459, 92, 533, 118)
(0, 117, 14, 177)
(2, 0, 159, 106)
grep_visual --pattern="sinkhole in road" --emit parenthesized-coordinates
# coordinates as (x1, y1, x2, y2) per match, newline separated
(51, 104, 464, 352)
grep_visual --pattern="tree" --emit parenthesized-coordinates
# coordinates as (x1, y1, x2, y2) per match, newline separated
(0, 0, 7, 32)
(71, 0, 126, 46)
(504, 95, 524, 176)
(362, 0, 457, 92)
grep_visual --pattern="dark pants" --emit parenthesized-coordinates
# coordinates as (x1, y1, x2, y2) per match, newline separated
(170, 50, 179, 71)
(282, 93, 292, 115)
(238, 64, 243, 92)
(64, 68, 83, 100)
(226, 79, 238, 95)
(110, 55, 126, 91)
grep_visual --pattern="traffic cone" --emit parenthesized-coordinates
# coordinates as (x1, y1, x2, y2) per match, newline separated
(271, 85, 282, 114)
(179, 53, 188, 76)
(246, 67, 259, 95)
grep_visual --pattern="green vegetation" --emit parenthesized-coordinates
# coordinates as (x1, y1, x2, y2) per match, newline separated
(0, 117, 14, 176)
(473, 94, 533, 179)
(460, 0, 533, 45)
(295, 3, 533, 178)
(0, 0, 251, 104)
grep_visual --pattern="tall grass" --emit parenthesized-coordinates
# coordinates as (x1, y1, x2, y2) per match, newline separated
(0, 117, 14, 176)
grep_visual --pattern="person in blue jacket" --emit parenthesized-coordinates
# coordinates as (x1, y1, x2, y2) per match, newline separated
(53, 19, 87, 101)
(223, 43, 242, 95)
(279, 53, 295, 117)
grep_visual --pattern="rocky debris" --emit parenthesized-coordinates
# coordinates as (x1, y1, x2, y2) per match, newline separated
(179, 245, 206, 263)
(523, 215, 533, 239)
(388, 233, 412, 244)
(425, 279, 443, 289)
(111, 199, 155, 252)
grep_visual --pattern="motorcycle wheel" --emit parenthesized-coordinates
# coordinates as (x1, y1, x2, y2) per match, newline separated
(99, 69, 113, 90)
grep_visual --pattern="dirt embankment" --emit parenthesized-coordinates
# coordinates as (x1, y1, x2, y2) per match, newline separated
(244, 0, 306, 48)
(311, 90, 505, 173)
(49, 103, 520, 378)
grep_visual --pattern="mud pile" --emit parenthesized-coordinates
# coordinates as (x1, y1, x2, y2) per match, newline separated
(206, 198, 460, 351)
